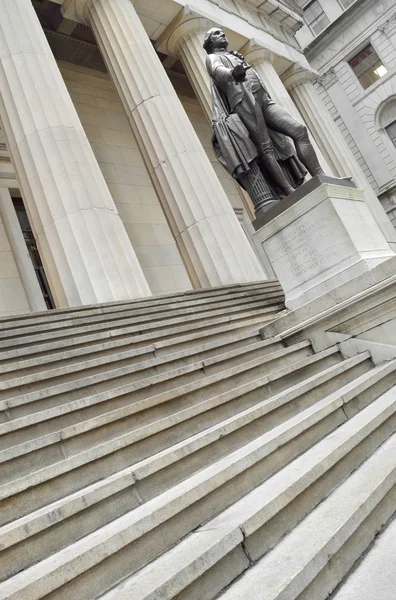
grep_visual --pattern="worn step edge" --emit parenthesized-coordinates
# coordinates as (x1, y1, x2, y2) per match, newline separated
(0, 300, 281, 348)
(0, 345, 339, 502)
(218, 420, 396, 600)
(0, 292, 282, 340)
(0, 335, 282, 394)
(0, 352, 371, 551)
(0, 306, 282, 352)
(0, 338, 308, 419)
(0, 327, 262, 377)
(0, 368, 378, 600)
(0, 281, 279, 328)
(0, 341, 312, 462)
(97, 385, 396, 600)
(0, 315, 270, 363)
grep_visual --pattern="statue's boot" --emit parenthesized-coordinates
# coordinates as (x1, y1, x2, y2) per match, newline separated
(259, 153, 295, 197)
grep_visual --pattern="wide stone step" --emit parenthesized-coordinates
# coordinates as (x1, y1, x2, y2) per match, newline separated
(0, 362, 393, 600)
(0, 326, 263, 380)
(0, 349, 348, 523)
(0, 338, 311, 424)
(0, 353, 372, 577)
(0, 347, 345, 525)
(0, 333, 284, 398)
(0, 298, 283, 350)
(331, 511, 396, 600)
(0, 306, 281, 359)
(0, 289, 282, 341)
(97, 382, 396, 600)
(0, 281, 280, 330)
(218, 411, 396, 600)
(0, 285, 282, 336)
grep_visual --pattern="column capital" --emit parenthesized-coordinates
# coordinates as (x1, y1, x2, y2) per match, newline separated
(281, 62, 319, 91)
(156, 7, 216, 57)
(61, 0, 94, 25)
(316, 68, 337, 90)
(239, 40, 275, 67)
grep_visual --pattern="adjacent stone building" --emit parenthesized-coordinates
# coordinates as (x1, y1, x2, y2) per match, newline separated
(0, 0, 394, 316)
(297, 0, 396, 228)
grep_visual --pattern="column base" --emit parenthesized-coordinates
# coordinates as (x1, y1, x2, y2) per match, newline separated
(253, 181, 395, 309)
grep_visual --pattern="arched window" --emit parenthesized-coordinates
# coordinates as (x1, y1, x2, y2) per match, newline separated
(377, 97, 396, 148)
(386, 120, 396, 148)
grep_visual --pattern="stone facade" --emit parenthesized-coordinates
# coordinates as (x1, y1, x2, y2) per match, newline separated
(297, 0, 396, 229)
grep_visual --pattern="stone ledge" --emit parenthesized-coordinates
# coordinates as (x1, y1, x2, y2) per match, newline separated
(253, 174, 357, 230)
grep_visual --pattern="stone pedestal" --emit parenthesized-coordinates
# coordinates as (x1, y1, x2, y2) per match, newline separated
(254, 180, 395, 309)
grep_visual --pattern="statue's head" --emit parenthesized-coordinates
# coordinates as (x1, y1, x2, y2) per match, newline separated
(203, 28, 229, 54)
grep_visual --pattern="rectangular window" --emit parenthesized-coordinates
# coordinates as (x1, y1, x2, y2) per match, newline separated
(304, 1, 330, 36)
(348, 44, 387, 89)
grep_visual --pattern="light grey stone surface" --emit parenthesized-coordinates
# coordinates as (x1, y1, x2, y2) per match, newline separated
(332, 515, 396, 600)
(255, 183, 394, 310)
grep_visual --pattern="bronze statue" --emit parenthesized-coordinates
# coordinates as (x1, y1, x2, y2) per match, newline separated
(204, 28, 326, 215)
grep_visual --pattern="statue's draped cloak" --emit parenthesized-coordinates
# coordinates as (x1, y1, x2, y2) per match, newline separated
(209, 54, 307, 188)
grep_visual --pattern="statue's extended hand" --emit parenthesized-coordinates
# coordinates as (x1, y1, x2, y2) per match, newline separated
(232, 63, 250, 81)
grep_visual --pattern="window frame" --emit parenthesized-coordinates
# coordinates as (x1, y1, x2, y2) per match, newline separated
(346, 40, 388, 91)
(303, 0, 330, 36)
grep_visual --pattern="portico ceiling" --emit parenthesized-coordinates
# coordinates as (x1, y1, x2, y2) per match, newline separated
(36, 0, 302, 41)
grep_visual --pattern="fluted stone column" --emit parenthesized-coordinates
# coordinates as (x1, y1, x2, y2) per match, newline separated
(240, 41, 332, 175)
(65, 0, 264, 288)
(283, 63, 396, 249)
(156, 11, 214, 121)
(0, 0, 151, 308)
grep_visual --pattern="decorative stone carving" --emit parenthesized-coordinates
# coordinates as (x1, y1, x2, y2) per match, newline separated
(379, 13, 396, 34)
(316, 68, 337, 90)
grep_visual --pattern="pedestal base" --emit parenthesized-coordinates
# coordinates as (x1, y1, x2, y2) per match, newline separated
(253, 182, 395, 309)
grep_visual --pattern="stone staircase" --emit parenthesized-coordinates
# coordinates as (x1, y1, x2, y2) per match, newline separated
(0, 280, 395, 600)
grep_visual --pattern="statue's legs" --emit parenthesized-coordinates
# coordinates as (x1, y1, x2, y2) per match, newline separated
(262, 103, 324, 177)
(237, 159, 279, 218)
(234, 92, 295, 196)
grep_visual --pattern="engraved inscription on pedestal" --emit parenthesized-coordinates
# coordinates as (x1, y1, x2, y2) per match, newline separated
(265, 202, 353, 291)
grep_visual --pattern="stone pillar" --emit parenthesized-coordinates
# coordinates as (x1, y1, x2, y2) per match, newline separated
(156, 10, 214, 121)
(65, 0, 265, 288)
(240, 41, 332, 175)
(283, 63, 396, 250)
(0, 188, 47, 312)
(0, 0, 151, 308)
